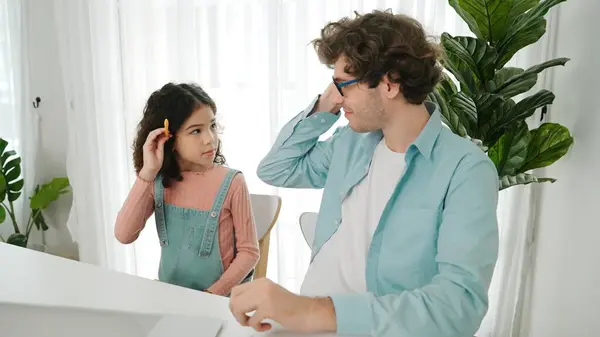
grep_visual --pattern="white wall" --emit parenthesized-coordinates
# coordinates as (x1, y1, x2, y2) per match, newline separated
(524, 2, 600, 337)
(25, 0, 77, 259)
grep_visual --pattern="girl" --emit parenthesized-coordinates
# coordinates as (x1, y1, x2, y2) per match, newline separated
(114, 82, 260, 296)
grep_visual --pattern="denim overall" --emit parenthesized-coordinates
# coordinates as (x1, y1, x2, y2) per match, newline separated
(154, 168, 242, 291)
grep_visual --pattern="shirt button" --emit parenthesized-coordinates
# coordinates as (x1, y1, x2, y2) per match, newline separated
(156, 203, 162, 208)
(320, 118, 326, 123)
(210, 212, 217, 218)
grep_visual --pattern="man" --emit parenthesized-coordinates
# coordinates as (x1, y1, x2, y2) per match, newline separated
(229, 9, 499, 337)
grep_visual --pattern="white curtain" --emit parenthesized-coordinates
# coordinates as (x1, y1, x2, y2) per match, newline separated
(0, 0, 39, 241)
(49, 0, 558, 336)
(53, 0, 135, 273)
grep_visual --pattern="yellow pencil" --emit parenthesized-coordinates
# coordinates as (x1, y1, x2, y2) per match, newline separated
(164, 119, 169, 137)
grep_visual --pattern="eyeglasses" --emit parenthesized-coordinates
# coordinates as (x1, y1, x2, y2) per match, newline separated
(332, 77, 359, 97)
(332, 72, 385, 96)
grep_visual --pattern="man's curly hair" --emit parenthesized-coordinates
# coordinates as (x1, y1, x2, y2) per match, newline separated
(132, 83, 225, 187)
(312, 9, 442, 105)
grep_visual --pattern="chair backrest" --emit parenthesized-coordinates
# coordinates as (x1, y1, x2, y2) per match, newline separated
(299, 212, 318, 249)
(249, 194, 282, 279)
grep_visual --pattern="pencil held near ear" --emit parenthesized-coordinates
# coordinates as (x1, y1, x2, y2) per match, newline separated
(138, 127, 171, 182)
(228, 278, 337, 333)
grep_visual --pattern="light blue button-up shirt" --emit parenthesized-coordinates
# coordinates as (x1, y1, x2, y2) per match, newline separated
(257, 98, 499, 337)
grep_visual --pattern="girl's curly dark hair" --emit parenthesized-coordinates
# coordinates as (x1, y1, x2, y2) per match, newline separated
(132, 82, 225, 187)
(312, 9, 442, 105)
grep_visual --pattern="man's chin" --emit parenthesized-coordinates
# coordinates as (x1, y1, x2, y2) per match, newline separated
(348, 122, 374, 133)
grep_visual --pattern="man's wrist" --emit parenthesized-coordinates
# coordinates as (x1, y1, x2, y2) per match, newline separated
(306, 297, 337, 332)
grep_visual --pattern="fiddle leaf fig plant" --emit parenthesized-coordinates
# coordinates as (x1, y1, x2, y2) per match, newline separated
(0, 137, 70, 247)
(429, 0, 573, 190)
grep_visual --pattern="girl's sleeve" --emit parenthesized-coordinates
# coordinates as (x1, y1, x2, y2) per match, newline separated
(114, 176, 155, 244)
(207, 173, 260, 295)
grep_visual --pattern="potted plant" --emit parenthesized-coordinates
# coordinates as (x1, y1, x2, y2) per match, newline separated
(429, 0, 573, 190)
(0, 137, 70, 249)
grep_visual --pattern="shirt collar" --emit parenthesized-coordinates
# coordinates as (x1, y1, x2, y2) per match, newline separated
(409, 101, 442, 161)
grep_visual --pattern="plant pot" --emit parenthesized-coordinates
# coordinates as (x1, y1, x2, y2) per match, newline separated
(27, 243, 47, 253)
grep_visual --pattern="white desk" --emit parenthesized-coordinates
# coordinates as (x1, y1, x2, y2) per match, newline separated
(0, 243, 337, 337)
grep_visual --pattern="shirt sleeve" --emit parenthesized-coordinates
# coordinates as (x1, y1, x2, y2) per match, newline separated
(114, 177, 155, 244)
(256, 95, 346, 189)
(206, 173, 260, 295)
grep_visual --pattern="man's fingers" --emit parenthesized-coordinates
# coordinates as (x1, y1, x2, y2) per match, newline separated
(230, 294, 259, 327)
(247, 310, 272, 332)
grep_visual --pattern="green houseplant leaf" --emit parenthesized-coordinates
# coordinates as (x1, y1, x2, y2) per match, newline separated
(0, 173, 6, 203)
(448, 0, 539, 45)
(488, 122, 531, 176)
(30, 178, 71, 210)
(0, 140, 24, 202)
(441, 33, 498, 94)
(32, 209, 49, 231)
(491, 58, 569, 97)
(0, 203, 5, 224)
(499, 173, 556, 190)
(517, 122, 573, 172)
(495, 0, 567, 68)
(428, 74, 473, 137)
(7, 233, 27, 247)
(0, 137, 71, 247)
(441, 0, 571, 190)
(487, 89, 555, 142)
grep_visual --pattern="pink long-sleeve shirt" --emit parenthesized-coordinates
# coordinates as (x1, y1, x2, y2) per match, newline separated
(114, 166, 260, 296)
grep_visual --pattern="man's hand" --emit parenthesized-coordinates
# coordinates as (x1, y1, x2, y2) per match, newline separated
(314, 82, 343, 114)
(229, 278, 337, 333)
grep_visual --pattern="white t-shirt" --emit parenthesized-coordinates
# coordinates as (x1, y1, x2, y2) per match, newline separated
(300, 139, 406, 296)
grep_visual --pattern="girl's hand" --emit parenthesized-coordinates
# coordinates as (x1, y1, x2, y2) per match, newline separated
(139, 128, 170, 181)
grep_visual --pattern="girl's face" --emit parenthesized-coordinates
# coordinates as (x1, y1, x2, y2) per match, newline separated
(173, 105, 219, 171)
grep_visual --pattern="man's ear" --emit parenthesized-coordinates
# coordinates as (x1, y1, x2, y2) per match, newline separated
(381, 75, 401, 99)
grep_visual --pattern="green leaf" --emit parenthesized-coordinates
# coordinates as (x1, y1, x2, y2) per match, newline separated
(495, 0, 566, 68)
(492, 89, 555, 133)
(0, 204, 6, 223)
(518, 122, 573, 173)
(499, 173, 556, 190)
(6, 233, 27, 247)
(29, 178, 71, 210)
(0, 150, 16, 168)
(493, 58, 569, 95)
(429, 76, 472, 137)
(448, 92, 478, 135)
(0, 174, 5, 202)
(429, 91, 468, 138)
(32, 209, 49, 231)
(440, 33, 498, 93)
(488, 67, 534, 98)
(8, 191, 21, 202)
(4, 157, 21, 182)
(488, 122, 531, 176)
(449, 0, 539, 46)
(0, 141, 23, 203)
(471, 93, 505, 141)
(448, 0, 485, 40)
(0, 139, 7, 159)
(9, 178, 23, 192)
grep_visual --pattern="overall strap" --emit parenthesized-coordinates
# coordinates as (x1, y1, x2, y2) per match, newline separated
(154, 175, 169, 246)
(199, 168, 239, 256)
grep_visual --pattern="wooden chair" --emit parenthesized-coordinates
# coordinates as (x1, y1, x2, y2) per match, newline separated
(299, 211, 318, 249)
(250, 193, 282, 279)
